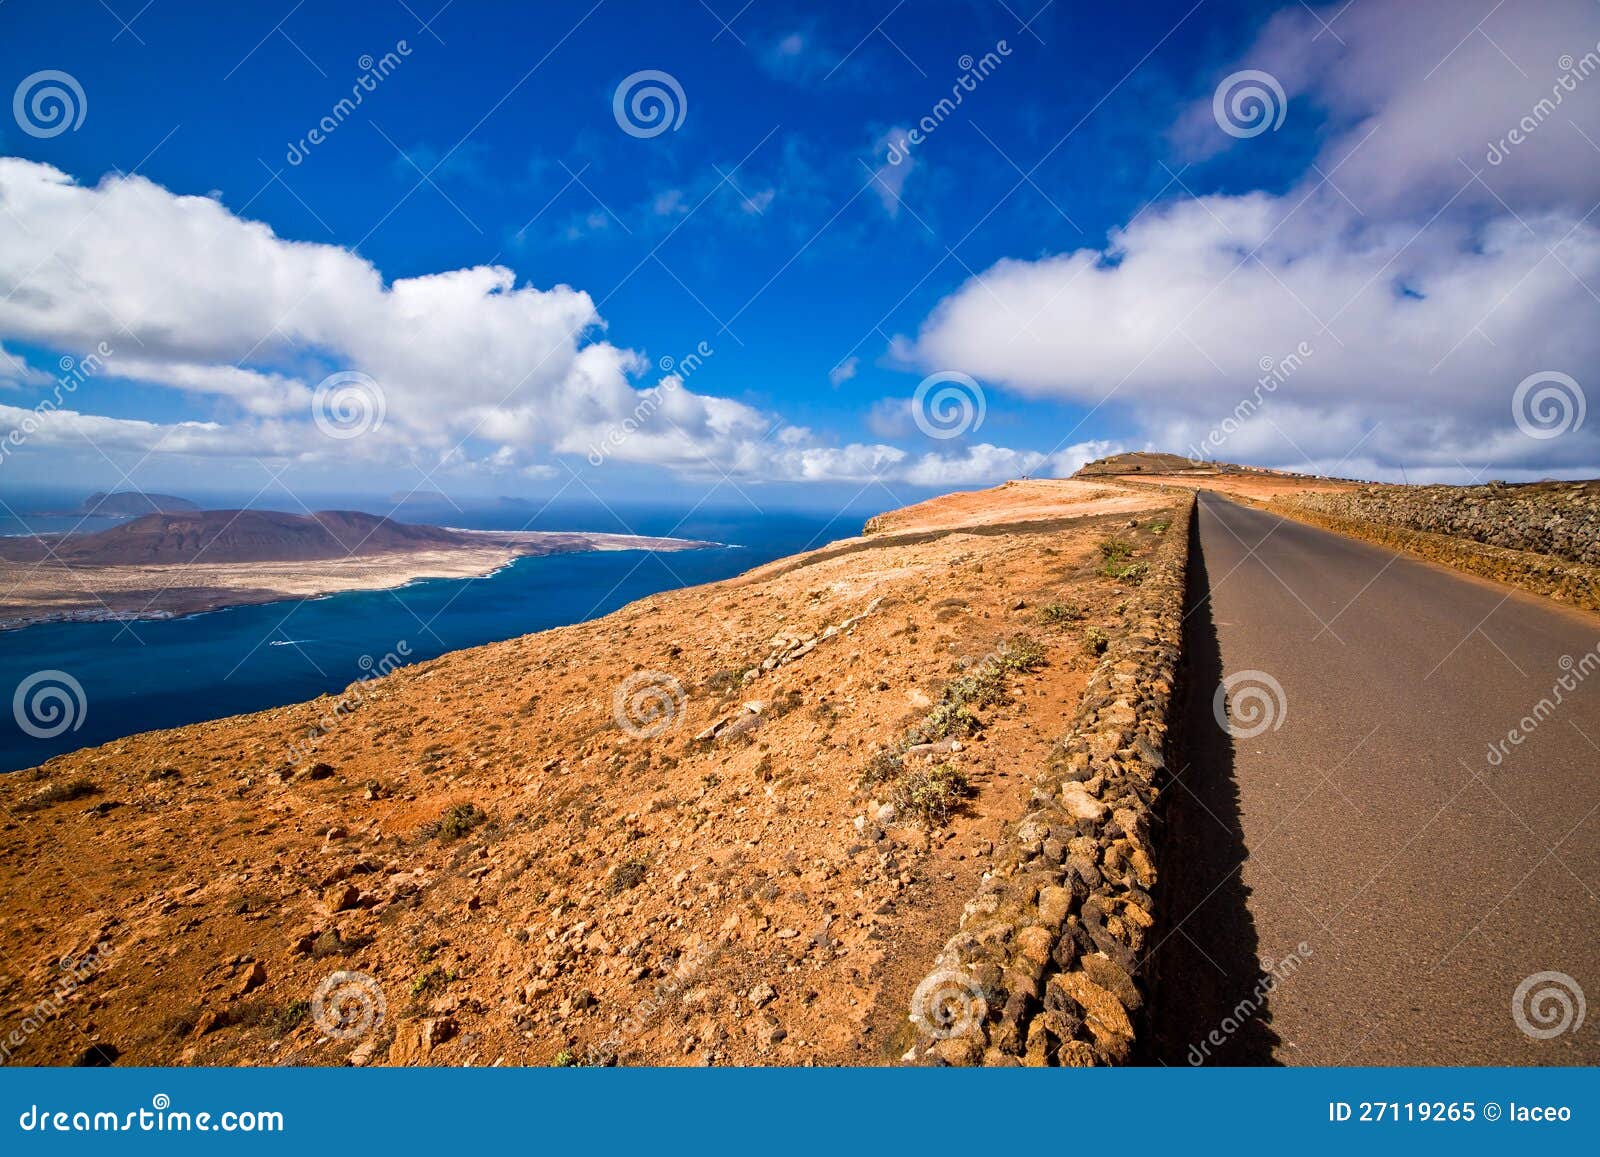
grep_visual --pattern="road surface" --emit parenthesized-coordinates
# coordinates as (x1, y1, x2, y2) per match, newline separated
(1150, 491, 1600, 1065)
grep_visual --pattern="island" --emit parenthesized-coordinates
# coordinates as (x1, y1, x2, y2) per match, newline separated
(0, 508, 719, 630)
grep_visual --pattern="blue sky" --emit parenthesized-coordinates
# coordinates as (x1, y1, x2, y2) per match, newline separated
(1, 0, 1597, 515)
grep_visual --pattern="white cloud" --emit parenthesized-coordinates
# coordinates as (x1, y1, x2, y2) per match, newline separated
(0, 343, 52, 389)
(904, 0, 1600, 479)
(1173, 0, 1600, 217)
(868, 127, 915, 217)
(898, 441, 1124, 487)
(829, 356, 859, 386)
(0, 401, 267, 457)
(0, 158, 1068, 491)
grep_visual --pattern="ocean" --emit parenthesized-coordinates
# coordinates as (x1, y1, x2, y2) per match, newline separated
(0, 501, 870, 774)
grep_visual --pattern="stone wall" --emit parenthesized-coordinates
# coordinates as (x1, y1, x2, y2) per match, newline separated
(904, 494, 1194, 1066)
(1281, 481, 1599, 564)
(1272, 483, 1600, 614)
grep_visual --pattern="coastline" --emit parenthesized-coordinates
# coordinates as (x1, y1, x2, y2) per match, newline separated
(0, 530, 720, 632)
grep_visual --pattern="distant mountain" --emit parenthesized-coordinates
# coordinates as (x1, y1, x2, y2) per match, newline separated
(3, 509, 472, 565)
(80, 491, 199, 516)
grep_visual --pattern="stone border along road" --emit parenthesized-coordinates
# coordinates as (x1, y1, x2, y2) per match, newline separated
(904, 492, 1194, 1065)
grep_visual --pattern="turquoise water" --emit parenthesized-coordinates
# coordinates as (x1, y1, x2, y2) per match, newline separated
(0, 505, 859, 773)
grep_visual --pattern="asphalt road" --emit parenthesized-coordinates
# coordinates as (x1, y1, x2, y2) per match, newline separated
(1149, 491, 1600, 1065)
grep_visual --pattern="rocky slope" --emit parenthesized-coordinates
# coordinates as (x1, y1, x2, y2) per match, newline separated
(0, 479, 1183, 1067)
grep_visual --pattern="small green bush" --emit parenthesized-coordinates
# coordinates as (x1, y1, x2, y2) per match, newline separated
(916, 700, 980, 742)
(891, 764, 971, 825)
(1038, 601, 1086, 624)
(607, 858, 649, 895)
(426, 802, 487, 842)
(858, 749, 904, 791)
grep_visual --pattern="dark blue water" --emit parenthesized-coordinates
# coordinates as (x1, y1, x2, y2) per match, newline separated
(0, 504, 869, 773)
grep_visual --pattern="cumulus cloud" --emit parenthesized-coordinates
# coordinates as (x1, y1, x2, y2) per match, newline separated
(829, 356, 859, 387)
(898, 440, 1124, 487)
(905, 0, 1600, 479)
(1172, 0, 1600, 216)
(0, 158, 1061, 490)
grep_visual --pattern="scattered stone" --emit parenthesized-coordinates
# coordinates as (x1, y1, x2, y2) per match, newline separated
(322, 883, 360, 912)
(234, 960, 267, 996)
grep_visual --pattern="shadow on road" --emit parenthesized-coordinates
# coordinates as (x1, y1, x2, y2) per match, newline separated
(1143, 499, 1282, 1065)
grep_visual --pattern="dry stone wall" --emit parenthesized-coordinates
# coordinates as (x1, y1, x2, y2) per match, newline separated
(904, 494, 1194, 1066)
